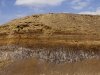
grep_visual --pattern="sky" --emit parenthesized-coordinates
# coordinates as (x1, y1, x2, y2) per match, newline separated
(0, 0, 100, 24)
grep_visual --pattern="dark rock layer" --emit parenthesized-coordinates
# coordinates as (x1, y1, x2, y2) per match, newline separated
(0, 45, 100, 64)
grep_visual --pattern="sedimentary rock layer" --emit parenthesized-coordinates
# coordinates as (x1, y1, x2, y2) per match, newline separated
(0, 13, 100, 63)
(0, 13, 100, 75)
(0, 45, 100, 64)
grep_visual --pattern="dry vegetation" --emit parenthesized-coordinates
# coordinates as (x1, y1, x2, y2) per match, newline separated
(0, 13, 100, 47)
(0, 13, 100, 75)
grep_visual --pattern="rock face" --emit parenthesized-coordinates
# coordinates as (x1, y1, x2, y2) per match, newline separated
(0, 45, 100, 64)
(0, 13, 100, 75)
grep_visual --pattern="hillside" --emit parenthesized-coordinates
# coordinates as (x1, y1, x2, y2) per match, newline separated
(0, 13, 100, 75)
(0, 13, 100, 48)
(0, 13, 100, 47)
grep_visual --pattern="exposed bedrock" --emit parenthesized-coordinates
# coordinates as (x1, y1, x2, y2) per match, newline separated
(0, 45, 100, 64)
(0, 13, 100, 64)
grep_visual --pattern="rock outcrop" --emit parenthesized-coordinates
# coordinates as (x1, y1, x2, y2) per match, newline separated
(0, 13, 100, 75)
(0, 45, 100, 64)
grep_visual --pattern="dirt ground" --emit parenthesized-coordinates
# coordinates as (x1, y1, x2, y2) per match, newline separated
(0, 57, 100, 75)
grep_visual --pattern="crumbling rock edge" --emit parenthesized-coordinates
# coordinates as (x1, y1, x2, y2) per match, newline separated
(0, 45, 100, 64)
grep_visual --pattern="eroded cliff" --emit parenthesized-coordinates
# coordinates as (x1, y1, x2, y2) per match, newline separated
(0, 13, 100, 75)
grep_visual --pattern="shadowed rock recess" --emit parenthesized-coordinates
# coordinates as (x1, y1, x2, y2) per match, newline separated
(0, 13, 100, 75)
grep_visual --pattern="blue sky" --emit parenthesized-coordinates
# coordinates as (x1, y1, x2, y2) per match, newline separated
(0, 0, 100, 24)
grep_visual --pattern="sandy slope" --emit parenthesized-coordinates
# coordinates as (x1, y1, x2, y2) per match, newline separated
(0, 57, 100, 75)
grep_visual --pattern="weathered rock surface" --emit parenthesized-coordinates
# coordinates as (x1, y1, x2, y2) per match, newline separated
(0, 45, 100, 64)
(0, 13, 100, 75)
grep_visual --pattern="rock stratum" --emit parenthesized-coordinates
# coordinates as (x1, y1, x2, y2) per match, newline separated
(0, 13, 100, 75)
